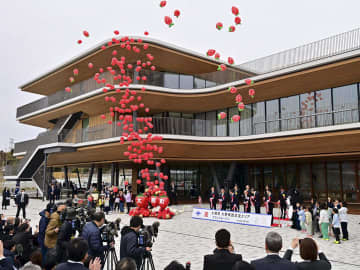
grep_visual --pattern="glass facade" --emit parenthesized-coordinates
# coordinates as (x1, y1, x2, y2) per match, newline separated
(150, 82, 360, 138)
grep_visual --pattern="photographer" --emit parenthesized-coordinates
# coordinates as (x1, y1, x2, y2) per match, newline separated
(81, 211, 112, 265)
(56, 208, 77, 263)
(120, 216, 151, 269)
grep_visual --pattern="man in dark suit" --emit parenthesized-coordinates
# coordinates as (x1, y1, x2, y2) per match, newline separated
(48, 184, 56, 204)
(218, 187, 228, 211)
(55, 237, 101, 270)
(203, 229, 242, 270)
(251, 232, 296, 270)
(15, 189, 29, 219)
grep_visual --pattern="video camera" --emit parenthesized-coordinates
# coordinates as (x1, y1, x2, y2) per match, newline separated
(138, 222, 160, 248)
(101, 218, 121, 245)
(60, 206, 95, 235)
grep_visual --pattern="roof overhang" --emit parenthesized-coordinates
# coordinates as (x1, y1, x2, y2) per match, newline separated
(20, 36, 253, 95)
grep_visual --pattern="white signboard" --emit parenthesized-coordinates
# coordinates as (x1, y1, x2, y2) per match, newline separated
(192, 207, 272, 228)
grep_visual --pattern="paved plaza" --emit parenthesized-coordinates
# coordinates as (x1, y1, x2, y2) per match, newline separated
(2, 199, 360, 270)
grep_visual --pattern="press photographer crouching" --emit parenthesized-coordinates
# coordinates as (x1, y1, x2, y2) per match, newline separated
(120, 216, 152, 270)
(81, 211, 114, 265)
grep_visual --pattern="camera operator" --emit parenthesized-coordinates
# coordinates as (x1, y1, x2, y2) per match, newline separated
(45, 202, 66, 251)
(56, 207, 77, 263)
(81, 211, 113, 265)
(120, 216, 151, 270)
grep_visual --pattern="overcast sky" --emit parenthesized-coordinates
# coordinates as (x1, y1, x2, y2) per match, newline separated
(0, 0, 360, 150)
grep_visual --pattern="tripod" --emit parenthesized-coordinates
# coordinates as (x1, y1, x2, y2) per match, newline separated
(104, 247, 119, 270)
(140, 252, 155, 270)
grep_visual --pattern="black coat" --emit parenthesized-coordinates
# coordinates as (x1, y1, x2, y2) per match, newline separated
(0, 257, 14, 270)
(81, 222, 105, 262)
(56, 262, 88, 270)
(120, 226, 145, 269)
(56, 221, 74, 263)
(38, 210, 49, 247)
(2, 190, 10, 206)
(251, 254, 296, 270)
(283, 249, 331, 270)
(203, 249, 242, 270)
(12, 230, 34, 264)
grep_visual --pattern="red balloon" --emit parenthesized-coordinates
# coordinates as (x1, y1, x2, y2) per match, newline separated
(144, 31, 149, 36)
(232, 6, 239, 16)
(216, 22, 223, 30)
(77, 40, 82, 44)
(174, 9, 181, 18)
(65, 87, 71, 92)
(88, 63, 94, 69)
(160, 0, 167, 7)
(164, 16, 174, 27)
(83, 30, 90, 37)
(124, 181, 129, 186)
(158, 196, 169, 209)
(114, 30, 120, 35)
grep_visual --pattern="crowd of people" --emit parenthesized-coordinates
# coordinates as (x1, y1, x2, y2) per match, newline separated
(208, 185, 350, 244)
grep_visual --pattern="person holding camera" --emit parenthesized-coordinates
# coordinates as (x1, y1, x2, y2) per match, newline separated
(120, 216, 151, 270)
(81, 211, 112, 265)
(56, 208, 77, 263)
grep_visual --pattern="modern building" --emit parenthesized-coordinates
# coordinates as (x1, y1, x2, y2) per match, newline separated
(5, 28, 360, 209)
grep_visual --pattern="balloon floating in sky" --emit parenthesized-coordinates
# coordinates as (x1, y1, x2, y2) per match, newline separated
(216, 22, 223, 30)
(207, 49, 216, 57)
(232, 115, 240, 122)
(245, 79, 254, 85)
(160, 0, 167, 7)
(215, 53, 220, 60)
(77, 40, 82, 44)
(144, 31, 149, 36)
(249, 88, 256, 98)
(164, 16, 174, 27)
(217, 64, 227, 71)
(235, 17, 242, 25)
(229, 87, 237, 94)
(83, 30, 90, 37)
(228, 57, 234, 65)
(174, 10, 181, 18)
(228, 26, 236, 32)
(218, 112, 227, 120)
(114, 30, 120, 35)
(232, 6, 240, 16)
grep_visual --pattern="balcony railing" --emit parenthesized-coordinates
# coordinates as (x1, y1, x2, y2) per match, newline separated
(16, 68, 245, 119)
(239, 28, 360, 74)
(60, 107, 360, 144)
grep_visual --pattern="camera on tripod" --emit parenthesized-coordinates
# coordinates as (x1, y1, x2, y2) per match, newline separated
(101, 218, 121, 244)
(138, 222, 160, 248)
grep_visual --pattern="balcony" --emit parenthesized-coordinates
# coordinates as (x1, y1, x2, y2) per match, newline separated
(16, 69, 244, 120)
(59, 107, 360, 144)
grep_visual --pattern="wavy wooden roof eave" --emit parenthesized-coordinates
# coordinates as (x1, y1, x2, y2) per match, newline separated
(19, 36, 254, 96)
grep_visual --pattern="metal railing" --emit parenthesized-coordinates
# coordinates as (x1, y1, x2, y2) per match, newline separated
(59, 107, 360, 144)
(16, 68, 245, 119)
(239, 28, 360, 74)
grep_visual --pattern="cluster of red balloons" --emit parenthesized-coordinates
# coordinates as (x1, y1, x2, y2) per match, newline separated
(158, 1, 181, 28)
(216, 6, 242, 33)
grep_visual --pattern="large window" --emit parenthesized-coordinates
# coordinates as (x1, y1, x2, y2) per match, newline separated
(164, 73, 179, 88)
(300, 92, 316, 128)
(312, 163, 326, 201)
(179, 74, 194, 89)
(240, 105, 252, 135)
(332, 84, 359, 124)
(217, 110, 227, 136)
(194, 113, 206, 136)
(316, 89, 333, 127)
(298, 164, 312, 200)
(194, 77, 206, 89)
(342, 161, 357, 202)
(264, 166, 272, 189)
(281, 96, 300, 131)
(286, 164, 297, 190)
(266, 99, 280, 133)
(229, 107, 239, 136)
(273, 164, 285, 190)
(253, 102, 265, 134)
(327, 162, 341, 200)
(205, 111, 217, 136)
